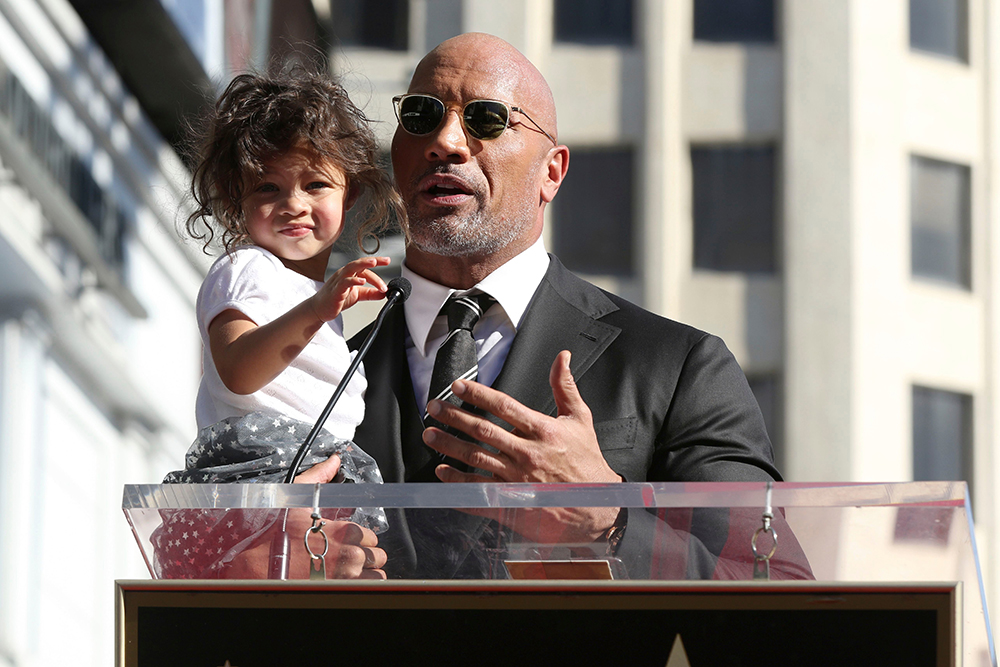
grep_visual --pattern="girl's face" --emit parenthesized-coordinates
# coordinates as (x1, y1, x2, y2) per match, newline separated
(243, 145, 354, 281)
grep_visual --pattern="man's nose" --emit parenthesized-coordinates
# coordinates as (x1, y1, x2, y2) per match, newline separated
(424, 109, 471, 162)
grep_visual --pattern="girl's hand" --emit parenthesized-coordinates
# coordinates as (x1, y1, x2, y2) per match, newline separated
(311, 256, 391, 321)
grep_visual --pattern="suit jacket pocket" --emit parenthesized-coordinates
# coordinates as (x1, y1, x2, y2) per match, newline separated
(595, 416, 637, 451)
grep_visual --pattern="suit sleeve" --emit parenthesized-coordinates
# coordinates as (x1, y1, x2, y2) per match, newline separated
(613, 334, 812, 579)
(654, 333, 780, 483)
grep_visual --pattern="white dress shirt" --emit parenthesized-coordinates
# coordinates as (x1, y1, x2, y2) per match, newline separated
(402, 236, 551, 416)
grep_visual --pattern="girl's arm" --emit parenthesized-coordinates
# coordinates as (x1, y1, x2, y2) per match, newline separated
(209, 256, 390, 395)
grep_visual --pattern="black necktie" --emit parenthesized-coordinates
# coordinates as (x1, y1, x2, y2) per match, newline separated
(425, 292, 496, 431)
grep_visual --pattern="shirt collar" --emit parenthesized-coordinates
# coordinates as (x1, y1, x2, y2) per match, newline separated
(402, 236, 550, 357)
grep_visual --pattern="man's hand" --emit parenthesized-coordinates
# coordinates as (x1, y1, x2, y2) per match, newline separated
(422, 350, 621, 543)
(294, 454, 386, 578)
(225, 454, 388, 579)
(225, 513, 387, 580)
(293, 453, 343, 484)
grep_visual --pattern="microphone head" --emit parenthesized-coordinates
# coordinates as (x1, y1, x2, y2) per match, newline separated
(386, 277, 412, 302)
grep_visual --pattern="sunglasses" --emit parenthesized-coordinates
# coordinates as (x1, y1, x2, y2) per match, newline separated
(392, 94, 556, 144)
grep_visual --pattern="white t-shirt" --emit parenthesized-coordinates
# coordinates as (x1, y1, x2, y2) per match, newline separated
(194, 246, 366, 440)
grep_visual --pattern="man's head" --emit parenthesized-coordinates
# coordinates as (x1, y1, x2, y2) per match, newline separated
(391, 33, 569, 287)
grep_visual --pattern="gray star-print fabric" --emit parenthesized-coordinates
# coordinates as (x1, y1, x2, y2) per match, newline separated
(153, 411, 387, 579)
(163, 411, 383, 487)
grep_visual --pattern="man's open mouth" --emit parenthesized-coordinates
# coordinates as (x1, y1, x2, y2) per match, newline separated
(427, 183, 471, 196)
(419, 173, 475, 201)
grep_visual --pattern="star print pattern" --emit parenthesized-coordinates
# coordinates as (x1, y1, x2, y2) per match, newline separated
(151, 507, 283, 579)
(162, 411, 383, 487)
(151, 410, 388, 579)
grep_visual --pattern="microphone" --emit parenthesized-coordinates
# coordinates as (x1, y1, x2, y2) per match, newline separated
(384, 275, 412, 303)
(283, 277, 412, 483)
(269, 277, 411, 579)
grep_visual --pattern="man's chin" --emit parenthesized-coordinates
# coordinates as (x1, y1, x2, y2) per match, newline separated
(404, 206, 532, 260)
(408, 235, 489, 258)
(404, 215, 488, 257)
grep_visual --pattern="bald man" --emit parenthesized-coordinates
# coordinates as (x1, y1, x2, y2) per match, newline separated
(351, 34, 808, 580)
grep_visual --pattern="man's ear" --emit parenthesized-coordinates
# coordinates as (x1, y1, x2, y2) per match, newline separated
(345, 182, 361, 210)
(540, 145, 570, 204)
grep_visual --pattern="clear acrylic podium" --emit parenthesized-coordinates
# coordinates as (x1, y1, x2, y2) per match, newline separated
(120, 481, 995, 666)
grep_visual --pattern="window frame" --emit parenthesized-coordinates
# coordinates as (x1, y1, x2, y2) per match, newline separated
(550, 145, 637, 277)
(690, 142, 780, 275)
(908, 0, 969, 64)
(912, 385, 974, 492)
(909, 154, 973, 290)
(553, 0, 636, 47)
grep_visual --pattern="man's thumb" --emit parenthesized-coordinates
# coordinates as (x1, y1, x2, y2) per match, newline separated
(294, 453, 341, 484)
(549, 350, 585, 417)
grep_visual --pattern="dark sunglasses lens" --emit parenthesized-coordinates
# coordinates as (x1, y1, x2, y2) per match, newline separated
(464, 100, 509, 139)
(399, 96, 444, 135)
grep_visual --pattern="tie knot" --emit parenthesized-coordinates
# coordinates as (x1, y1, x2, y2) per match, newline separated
(442, 292, 495, 332)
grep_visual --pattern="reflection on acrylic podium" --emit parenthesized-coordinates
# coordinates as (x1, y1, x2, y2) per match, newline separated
(118, 481, 994, 666)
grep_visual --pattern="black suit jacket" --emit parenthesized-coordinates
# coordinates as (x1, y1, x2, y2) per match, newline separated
(350, 257, 808, 579)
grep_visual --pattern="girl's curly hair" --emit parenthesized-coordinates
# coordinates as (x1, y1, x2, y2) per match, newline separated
(185, 68, 404, 254)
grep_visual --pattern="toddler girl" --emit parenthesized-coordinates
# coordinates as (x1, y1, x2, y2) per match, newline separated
(163, 69, 405, 488)
(155, 71, 399, 578)
(185, 70, 403, 444)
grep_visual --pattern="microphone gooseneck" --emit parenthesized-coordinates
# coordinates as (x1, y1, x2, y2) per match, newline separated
(282, 277, 412, 483)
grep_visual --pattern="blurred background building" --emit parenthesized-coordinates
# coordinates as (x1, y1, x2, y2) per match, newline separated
(0, 0, 995, 664)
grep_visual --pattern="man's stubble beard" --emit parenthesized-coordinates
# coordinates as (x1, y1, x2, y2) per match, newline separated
(404, 190, 537, 258)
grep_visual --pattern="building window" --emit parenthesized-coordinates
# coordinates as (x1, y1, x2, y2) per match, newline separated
(332, 0, 409, 51)
(694, 0, 775, 43)
(551, 147, 634, 276)
(692, 145, 776, 273)
(913, 386, 972, 487)
(909, 0, 968, 62)
(554, 0, 634, 46)
(911, 155, 971, 289)
(748, 375, 782, 471)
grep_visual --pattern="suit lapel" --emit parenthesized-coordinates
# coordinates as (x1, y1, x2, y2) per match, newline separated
(491, 257, 621, 422)
(350, 307, 434, 482)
